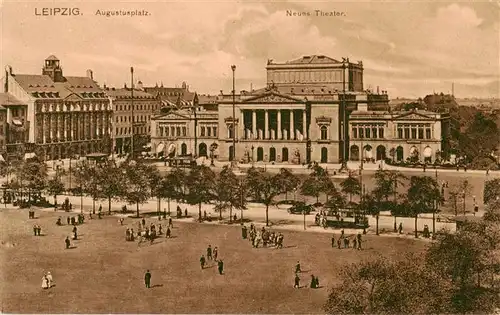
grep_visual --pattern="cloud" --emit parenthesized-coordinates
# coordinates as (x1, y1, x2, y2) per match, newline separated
(0, 1, 498, 98)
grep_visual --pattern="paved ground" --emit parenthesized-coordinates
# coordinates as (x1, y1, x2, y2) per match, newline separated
(0, 208, 426, 313)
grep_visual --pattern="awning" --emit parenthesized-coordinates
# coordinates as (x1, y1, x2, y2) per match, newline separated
(423, 147, 432, 158)
(168, 143, 176, 154)
(12, 119, 23, 127)
(156, 143, 165, 153)
(24, 152, 36, 160)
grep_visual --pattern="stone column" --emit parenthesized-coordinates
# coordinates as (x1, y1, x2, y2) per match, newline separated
(290, 110, 295, 140)
(42, 114, 46, 144)
(264, 109, 269, 140)
(277, 110, 282, 140)
(49, 115, 54, 141)
(252, 110, 257, 139)
(302, 109, 307, 139)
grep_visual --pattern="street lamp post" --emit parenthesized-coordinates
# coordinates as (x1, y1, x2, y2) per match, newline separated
(463, 190, 466, 215)
(251, 145, 255, 166)
(231, 65, 236, 166)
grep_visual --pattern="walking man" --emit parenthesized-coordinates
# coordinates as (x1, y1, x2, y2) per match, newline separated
(207, 245, 212, 260)
(217, 259, 224, 275)
(166, 227, 171, 238)
(144, 270, 151, 288)
(295, 261, 301, 273)
(168, 217, 173, 228)
(213, 246, 218, 261)
(331, 234, 335, 248)
(200, 255, 206, 269)
(357, 233, 362, 250)
(398, 222, 403, 234)
(65, 236, 71, 249)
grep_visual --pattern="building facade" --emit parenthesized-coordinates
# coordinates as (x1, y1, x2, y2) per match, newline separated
(0, 93, 27, 160)
(2, 56, 112, 160)
(105, 86, 159, 155)
(349, 109, 450, 163)
(150, 94, 219, 158)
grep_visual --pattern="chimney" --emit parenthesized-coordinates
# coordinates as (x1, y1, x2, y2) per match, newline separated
(86, 69, 93, 80)
(137, 80, 143, 90)
(377, 86, 380, 94)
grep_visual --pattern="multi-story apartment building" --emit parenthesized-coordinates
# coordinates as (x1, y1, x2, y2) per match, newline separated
(2, 55, 112, 160)
(0, 93, 27, 160)
(105, 85, 159, 155)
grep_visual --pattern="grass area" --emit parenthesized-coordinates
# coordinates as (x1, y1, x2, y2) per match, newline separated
(0, 208, 426, 314)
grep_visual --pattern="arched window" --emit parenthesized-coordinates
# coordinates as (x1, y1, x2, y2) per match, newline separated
(201, 126, 206, 137)
(320, 126, 328, 140)
(257, 147, 264, 162)
(282, 147, 289, 162)
(228, 125, 234, 139)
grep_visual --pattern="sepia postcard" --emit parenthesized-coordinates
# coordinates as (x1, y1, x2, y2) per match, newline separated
(1, 0, 499, 314)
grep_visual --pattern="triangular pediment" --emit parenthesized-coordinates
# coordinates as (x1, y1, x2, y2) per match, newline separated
(243, 91, 305, 104)
(393, 111, 434, 121)
(63, 93, 82, 101)
(154, 111, 191, 120)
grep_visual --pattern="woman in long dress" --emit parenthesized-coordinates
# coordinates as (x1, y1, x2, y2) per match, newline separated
(46, 272, 53, 288)
(41, 275, 49, 289)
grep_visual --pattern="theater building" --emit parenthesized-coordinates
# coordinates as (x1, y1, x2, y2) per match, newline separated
(217, 55, 389, 163)
(2, 56, 112, 160)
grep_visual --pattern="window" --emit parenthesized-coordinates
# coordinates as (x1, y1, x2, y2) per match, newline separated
(379, 128, 385, 139)
(165, 127, 169, 137)
(365, 128, 371, 139)
(170, 126, 175, 136)
(359, 128, 364, 138)
(207, 127, 211, 137)
(352, 128, 357, 139)
(426, 128, 431, 139)
(320, 126, 328, 140)
(411, 128, 417, 139)
(182, 127, 186, 136)
(116, 127, 119, 134)
(176, 127, 181, 136)
(372, 128, 378, 138)
(228, 125, 234, 138)
(213, 127, 217, 137)
(201, 127, 206, 137)
(418, 128, 424, 139)
(116, 117, 119, 123)
(404, 128, 409, 139)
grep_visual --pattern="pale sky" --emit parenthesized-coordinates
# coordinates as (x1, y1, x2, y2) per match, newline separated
(1, 0, 499, 98)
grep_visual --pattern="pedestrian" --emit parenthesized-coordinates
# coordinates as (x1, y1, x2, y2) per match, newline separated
(169, 217, 173, 228)
(126, 228, 130, 241)
(41, 274, 49, 289)
(315, 276, 320, 288)
(207, 245, 212, 260)
(158, 224, 163, 235)
(294, 274, 300, 289)
(344, 237, 349, 249)
(295, 261, 301, 273)
(144, 270, 151, 288)
(46, 272, 53, 288)
(398, 222, 403, 234)
(352, 238, 357, 249)
(67, 217, 70, 225)
(242, 225, 247, 239)
(33, 225, 37, 236)
(119, 218, 124, 225)
(203, 210, 207, 221)
(331, 234, 335, 248)
(340, 229, 344, 238)
(37, 225, 41, 236)
(213, 246, 218, 261)
(184, 209, 188, 217)
(217, 260, 224, 275)
(142, 218, 146, 227)
(130, 228, 135, 241)
(200, 255, 206, 269)
(166, 227, 171, 238)
(357, 233, 362, 250)
(65, 236, 71, 249)
(310, 274, 316, 288)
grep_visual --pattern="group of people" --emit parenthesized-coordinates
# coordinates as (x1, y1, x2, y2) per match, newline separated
(57, 214, 85, 226)
(32, 224, 42, 236)
(199, 244, 224, 275)
(315, 210, 329, 228)
(133, 217, 174, 245)
(28, 209, 36, 219)
(41, 272, 54, 289)
(331, 230, 363, 250)
(293, 261, 320, 289)
(242, 224, 284, 249)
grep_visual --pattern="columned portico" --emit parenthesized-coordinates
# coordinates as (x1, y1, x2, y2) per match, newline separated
(264, 110, 269, 139)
